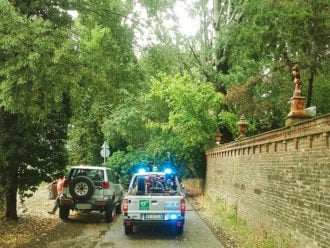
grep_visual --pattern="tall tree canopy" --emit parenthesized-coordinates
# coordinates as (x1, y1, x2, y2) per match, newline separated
(103, 70, 222, 177)
(67, 0, 143, 166)
(210, 0, 330, 134)
(0, 0, 78, 220)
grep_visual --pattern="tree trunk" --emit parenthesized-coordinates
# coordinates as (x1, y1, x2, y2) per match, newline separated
(5, 172, 18, 220)
(307, 68, 315, 108)
(0, 184, 6, 220)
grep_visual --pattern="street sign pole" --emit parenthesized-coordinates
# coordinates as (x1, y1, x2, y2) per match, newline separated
(100, 141, 110, 164)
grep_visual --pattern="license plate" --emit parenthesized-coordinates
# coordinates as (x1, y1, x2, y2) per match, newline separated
(76, 203, 92, 209)
(144, 214, 164, 220)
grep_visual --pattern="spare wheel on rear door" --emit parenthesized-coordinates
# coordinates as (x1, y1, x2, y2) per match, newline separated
(70, 176, 95, 201)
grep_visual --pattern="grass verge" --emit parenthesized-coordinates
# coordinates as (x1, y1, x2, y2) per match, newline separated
(190, 194, 291, 248)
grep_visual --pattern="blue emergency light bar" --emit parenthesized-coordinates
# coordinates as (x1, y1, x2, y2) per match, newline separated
(138, 168, 146, 173)
(164, 168, 172, 174)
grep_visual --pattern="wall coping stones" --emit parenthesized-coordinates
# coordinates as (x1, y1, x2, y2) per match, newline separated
(206, 114, 330, 157)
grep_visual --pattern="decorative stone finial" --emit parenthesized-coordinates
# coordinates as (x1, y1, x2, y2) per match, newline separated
(292, 64, 303, 97)
(215, 128, 222, 145)
(285, 64, 311, 126)
(237, 114, 249, 139)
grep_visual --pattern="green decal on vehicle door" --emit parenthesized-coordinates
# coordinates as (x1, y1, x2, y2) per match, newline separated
(139, 200, 149, 210)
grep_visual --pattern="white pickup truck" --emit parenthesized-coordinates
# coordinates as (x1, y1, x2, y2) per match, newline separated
(122, 169, 186, 235)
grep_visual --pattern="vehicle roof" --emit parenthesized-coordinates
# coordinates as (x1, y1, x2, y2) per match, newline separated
(69, 165, 111, 170)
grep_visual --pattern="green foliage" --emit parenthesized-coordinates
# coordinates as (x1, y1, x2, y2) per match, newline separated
(311, 59, 330, 115)
(0, 105, 70, 187)
(0, 1, 78, 117)
(139, 0, 175, 11)
(218, 111, 239, 141)
(144, 70, 223, 176)
(0, 0, 77, 219)
(102, 93, 150, 150)
(67, 1, 143, 165)
(224, 68, 292, 133)
(140, 44, 184, 79)
(210, 0, 330, 133)
(105, 147, 165, 185)
(8, 0, 74, 27)
(104, 150, 131, 185)
(102, 69, 223, 178)
(226, 0, 329, 111)
(147, 71, 222, 149)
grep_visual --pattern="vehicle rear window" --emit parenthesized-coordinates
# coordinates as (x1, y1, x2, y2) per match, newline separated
(130, 174, 178, 195)
(69, 169, 104, 181)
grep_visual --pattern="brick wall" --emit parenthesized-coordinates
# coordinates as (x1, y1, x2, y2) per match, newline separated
(205, 114, 330, 248)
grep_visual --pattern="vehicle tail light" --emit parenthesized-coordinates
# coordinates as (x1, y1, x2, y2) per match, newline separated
(61, 199, 73, 205)
(180, 199, 186, 213)
(101, 181, 110, 189)
(125, 220, 132, 226)
(123, 199, 129, 212)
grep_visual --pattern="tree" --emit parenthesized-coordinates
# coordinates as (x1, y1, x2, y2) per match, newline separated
(209, 0, 330, 134)
(70, 0, 329, 181)
(231, 0, 329, 103)
(145, 70, 223, 176)
(0, 1, 78, 220)
(102, 94, 150, 151)
(139, 44, 185, 79)
(102, 69, 222, 177)
(67, 0, 144, 165)
(70, 0, 329, 180)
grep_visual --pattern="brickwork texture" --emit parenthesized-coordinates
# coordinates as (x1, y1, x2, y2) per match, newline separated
(205, 114, 330, 248)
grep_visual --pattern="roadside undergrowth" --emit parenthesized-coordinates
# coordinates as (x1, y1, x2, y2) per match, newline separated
(189, 194, 290, 248)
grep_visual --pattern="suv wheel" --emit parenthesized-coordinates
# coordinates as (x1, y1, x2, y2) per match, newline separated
(176, 226, 184, 235)
(69, 176, 95, 201)
(115, 201, 122, 214)
(125, 225, 133, 235)
(105, 204, 115, 223)
(59, 206, 70, 219)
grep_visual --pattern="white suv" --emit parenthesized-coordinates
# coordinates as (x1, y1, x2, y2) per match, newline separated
(59, 165, 124, 222)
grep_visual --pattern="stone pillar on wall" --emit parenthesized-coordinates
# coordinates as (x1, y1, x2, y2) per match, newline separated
(285, 64, 311, 126)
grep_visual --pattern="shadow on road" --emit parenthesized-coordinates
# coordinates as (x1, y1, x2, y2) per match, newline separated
(62, 211, 109, 224)
(124, 224, 184, 240)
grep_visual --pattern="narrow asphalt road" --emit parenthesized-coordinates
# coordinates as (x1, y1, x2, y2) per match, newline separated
(20, 185, 224, 248)
(94, 201, 225, 248)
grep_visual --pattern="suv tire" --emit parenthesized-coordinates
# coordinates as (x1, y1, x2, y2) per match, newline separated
(59, 206, 70, 220)
(176, 226, 184, 235)
(105, 204, 115, 223)
(115, 201, 122, 214)
(125, 225, 133, 235)
(69, 176, 95, 201)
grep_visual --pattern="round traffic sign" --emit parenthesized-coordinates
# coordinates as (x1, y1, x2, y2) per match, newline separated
(100, 148, 110, 158)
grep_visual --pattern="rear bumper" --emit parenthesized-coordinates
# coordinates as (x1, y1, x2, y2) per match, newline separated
(123, 212, 185, 226)
(123, 218, 184, 227)
(60, 197, 113, 211)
